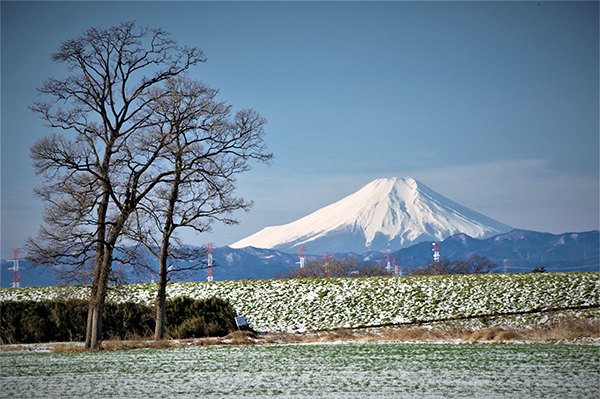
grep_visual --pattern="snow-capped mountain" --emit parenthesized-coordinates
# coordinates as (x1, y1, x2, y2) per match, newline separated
(231, 177, 514, 253)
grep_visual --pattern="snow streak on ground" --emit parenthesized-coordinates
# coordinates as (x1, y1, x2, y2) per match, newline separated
(1, 343, 598, 398)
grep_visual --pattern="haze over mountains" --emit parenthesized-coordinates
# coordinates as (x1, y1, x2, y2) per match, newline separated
(231, 177, 514, 253)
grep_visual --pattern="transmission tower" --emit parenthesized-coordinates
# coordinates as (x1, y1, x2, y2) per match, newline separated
(393, 257, 402, 276)
(502, 259, 511, 274)
(432, 242, 440, 264)
(320, 252, 334, 263)
(296, 246, 307, 269)
(8, 248, 23, 288)
(206, 243, 215, 282)
(384, 254, 393, 274)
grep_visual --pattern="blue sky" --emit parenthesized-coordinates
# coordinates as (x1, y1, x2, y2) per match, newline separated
(2, 1, 599, 256)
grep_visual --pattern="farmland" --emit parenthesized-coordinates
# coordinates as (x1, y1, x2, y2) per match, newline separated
(2, 342, 599, 398)
(1, 272, 598, 333)
(2, 272, 598, 398)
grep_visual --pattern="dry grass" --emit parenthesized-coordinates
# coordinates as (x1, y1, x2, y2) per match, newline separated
(296, 314, 599, 344)
(2, 313, 597, 353)
(519, 316, 600, 341)
(367, 315, 599, 343)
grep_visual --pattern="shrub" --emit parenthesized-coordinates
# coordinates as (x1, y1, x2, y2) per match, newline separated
(166, 296, 237, 339)
(49, 299, 88, 342)
(1, 296, 238, 344)
(173, 317, 207, 338)
(102, 301, 155, 340)
(1, 300, 88, 344)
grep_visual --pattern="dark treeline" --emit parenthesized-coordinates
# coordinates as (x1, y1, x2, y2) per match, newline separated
(410, 256, 498, 275)
(1, 296, 236, 344)
(278, 255, 499, 279)
(277, 257, 390, 279)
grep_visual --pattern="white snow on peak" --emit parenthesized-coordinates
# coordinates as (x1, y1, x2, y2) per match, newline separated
(230, 177, 513, 252)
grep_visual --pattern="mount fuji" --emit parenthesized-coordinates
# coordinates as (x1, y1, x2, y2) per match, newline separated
(231, 177, 514, 254)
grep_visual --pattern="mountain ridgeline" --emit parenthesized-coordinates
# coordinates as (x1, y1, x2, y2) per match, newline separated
(231, 177, 513, 253)
(3, 229, 597, 287)
(3, 177, 597, 287)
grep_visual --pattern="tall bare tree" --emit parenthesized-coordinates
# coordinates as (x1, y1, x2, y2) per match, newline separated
(125, 77, 272, 339)
(26, 22, 206, 349)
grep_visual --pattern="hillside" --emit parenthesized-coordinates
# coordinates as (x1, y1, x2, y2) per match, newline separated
(2, 272, 597, 333)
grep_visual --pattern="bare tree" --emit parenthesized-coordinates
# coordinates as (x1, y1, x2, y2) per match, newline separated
(26, 22, 206, 349)
(124, 77, 272, 340)
(410, 258, 455, 276)
(410, 256, 497, 276)
(279, 257, 388, 279)
(454, 255, 498, 274)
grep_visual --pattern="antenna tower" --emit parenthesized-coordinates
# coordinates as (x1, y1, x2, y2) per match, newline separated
(296, 246, 307, 269)
(432, 242, 440, 264)
(384, 255, 393, 274)
(320, 252, 334, 263)
(206, 243, 215, 282)
(8, 248, 23, 288)
(502, 259, 510, 274)
(393, 257, 402, 276)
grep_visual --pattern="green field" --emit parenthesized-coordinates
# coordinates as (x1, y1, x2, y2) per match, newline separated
(2, 272, 598, 333)
(2, 343, 598, 398)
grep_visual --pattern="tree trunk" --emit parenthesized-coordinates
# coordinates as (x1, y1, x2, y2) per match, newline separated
(154, 253, 168, 340)
(89, 209, 125, 350)
(85, 193, 109, 349)
(154, 162, 180, 340)
(85, 255, 104, 348)
(89, 244, 114, 349)
(85, 286, 97, 348)
(154, 223, 175, 340)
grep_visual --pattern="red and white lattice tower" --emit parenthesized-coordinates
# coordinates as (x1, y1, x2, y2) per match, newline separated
(320, 252, 334, 273)
(206, 243, 215, 282)
(320, 252, 334, 263)
(384, 255, 393, 274)
(296, 246, 307, 269)
(392, 257, 402, 276)
(151, 273, 155, 284)
(8, 248, 22, 288)
(432, 242, 440, 264)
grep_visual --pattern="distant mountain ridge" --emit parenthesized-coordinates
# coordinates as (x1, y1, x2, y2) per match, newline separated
(385, 229, 599, 274)
(4, 229, 597, 287)
(231, 177, 513, 253)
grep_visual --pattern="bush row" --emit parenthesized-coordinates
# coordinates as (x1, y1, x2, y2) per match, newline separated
(0, 296, 237, 344)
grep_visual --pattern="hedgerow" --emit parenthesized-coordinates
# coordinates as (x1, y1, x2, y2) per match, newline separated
(0, 297, 236, 344)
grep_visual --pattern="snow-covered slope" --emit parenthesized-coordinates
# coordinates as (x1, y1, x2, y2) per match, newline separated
(231, 177, 513, 253)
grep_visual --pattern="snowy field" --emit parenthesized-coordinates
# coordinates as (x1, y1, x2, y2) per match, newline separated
(1, 272, 598, 332)
(1, 342, 598, 398)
